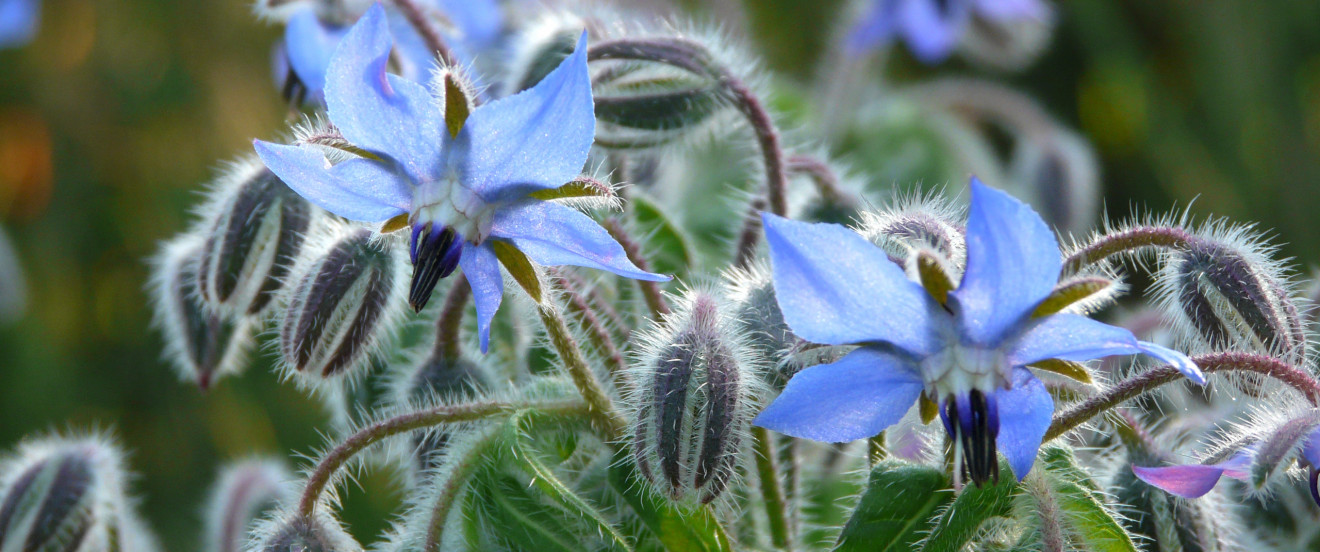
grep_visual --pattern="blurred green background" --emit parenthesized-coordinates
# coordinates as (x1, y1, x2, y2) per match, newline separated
(2, 0, 1320, 548)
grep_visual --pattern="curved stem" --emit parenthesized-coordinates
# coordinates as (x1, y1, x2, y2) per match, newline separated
(432, 274, 470, 359)
(538, 305, 628, 438)
(1045, 352, 1320, 442)
(786, 154, 852, 208)
(391, 0, 457, 68)
(296, 399, 587, 517)
(733, 198, 768, 270)
(589, 38, 788, 216)
(549, 269, 628, 389)
(1063, 225, 1194, 273)
(602, 217, 671, 317)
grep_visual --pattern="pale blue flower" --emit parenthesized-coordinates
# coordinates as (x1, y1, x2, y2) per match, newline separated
(846, 0, 1049, 63)
(754, 180, 1204, 484)
(276, 0, 503, 105)
(255, 4, 667, 353)
(0, 0, 38, 49)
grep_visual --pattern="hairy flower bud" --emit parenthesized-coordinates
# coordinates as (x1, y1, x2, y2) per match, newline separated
(628, 291, 761, 504)
(857, 193, 966, 267)
(1156, 232, 1306, 364)
(203, 459, 292, 552)
(250, 512, 362, 552)
(591, 62, 728, 149)
(278, 226, 406, 381)
(723, 263, 794, 382)
(0, 435, 155, 552)
(1008, 131, 1099, 235)
(958, 6, 1056, 72)
(150, 234, 254, 389)
(505, 13, 582, 94)
(394, 352, 488, 483)
(198, 158, 316, 316)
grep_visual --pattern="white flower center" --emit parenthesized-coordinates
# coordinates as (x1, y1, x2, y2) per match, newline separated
(412, 168, 494, 244)
(920, 342, 1009, 400)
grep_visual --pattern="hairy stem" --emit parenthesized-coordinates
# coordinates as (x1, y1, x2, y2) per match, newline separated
(550, 269, 628, 389)
(753, 426, 793, 550)
(1063, 225, 1194, 273)
(1045, 352, 1320, 442)
(423, 425, 504, 552)
(786, 154, 852, 208)
(391, 0, 457, 68)
(733, 198, 768, 270)
(432, 275, 470, 359)
(538, 305, 628, 438)
(602, 217, 671, 317)
(296, 399, 587, 517)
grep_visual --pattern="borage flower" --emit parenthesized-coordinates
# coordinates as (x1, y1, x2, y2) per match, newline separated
(255, 4, 668, 352)
(754, 180, 1204, 485)
(846, 0, 1050, 63)
(273, 0, 502, 105)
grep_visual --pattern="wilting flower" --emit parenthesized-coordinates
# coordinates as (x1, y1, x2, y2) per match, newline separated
(256, 4, 668, 351)
(273, 0, 502, 105)
(1131, 448, 1256, 501)
(754, 180, 1203, 485)
(846, 0, 1051, 63)
(0, 0, 37, 49)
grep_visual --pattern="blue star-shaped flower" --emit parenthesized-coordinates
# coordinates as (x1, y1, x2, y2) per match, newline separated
(754, 180, 1204, 484)
(846, 0, 1049, 63)
(0, 0, 38, 49)
(255, 4, 668, 352)
(275, 0, 502, 105)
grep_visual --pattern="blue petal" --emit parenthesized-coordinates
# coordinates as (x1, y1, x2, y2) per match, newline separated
(1132, 464, 1227, 499)
(844, 0, 897, 56)
(489, 201, 669, 282)
(437, 0, 503, 52)
(1005, 314, 1205, 385)
(324, 3, 444, 183)
(0, 0, 37, 49)
(284, 6, 347, 101)
(754, 348, 923, 443)
(460, 32, 594, 203)
(762, 213, 943, 356)
(254, 140, 410, 222)
(460, 243, 503, 354)
(995, 368, 1053, 481)
(387, 10, 439, 85)
(897, 0, 967, 64)
(1304, 430, 1320, 470)
(950, 179, 1061, 346)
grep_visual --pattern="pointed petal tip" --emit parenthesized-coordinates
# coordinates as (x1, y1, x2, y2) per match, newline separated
(1131, 464, 1224, 499)
(1137, 341, 1205, 385)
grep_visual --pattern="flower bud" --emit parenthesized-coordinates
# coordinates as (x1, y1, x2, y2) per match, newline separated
(857, 194, 965, 267)
(149, 234, 254, 390)
(198, 158, 316, 316)
(505, 13, 583, 94)
(958, 7, 1056, 72)
(1008, 131, 1099, 236)
(250, 512, 362, 552)
(278, 226, 406, 381)
(591, 64, 728, 149)
(723, 263, 794, 382)
(0, 435, 148, 552)
(203, 459, 293, 552)
(395, 353, 488, 483)
(1158, 234, 1306, 363)
(628, 291, 761, 504)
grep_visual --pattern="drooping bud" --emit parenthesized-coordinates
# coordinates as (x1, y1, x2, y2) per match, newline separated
(958, 6, 1056, 72)
(857, 194, 966, 267)
(149, 234, 254, 390)
(1008, 131, 1099, 235)
(278, 226, 406, 381)
(197, 158, 317, 316)
(628, 291, 761, 504)
(1156, 233, 1306, 364)
(591, 62, 728, 150)
(723, 263, 795, 383)
(249, 512, 362, 552)
(202, 459, 293, 552)
(0, 435, 153, 552)
(505, 13, 584, 94)
(0, 225, 26, 325)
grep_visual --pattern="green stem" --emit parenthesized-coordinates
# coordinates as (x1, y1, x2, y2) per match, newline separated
(423, 425, 505, 552)
(1044, 352, 1320, 442)
(432, 274, 470, 359)
(538, 305, 628, 438)
(296, 399, 587, 517)
(753, 426, 793, 550)
(550, 269, 628, 389)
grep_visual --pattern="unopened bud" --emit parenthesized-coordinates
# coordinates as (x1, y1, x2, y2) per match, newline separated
(150, 234, 254, 390)
(251, 513, 362, 552)
(724, 263, 794, 379)
(857, 196, 965, 267)
(198, 158, 316, 316)
(1009, 131, 1099, 235)
(506, 14, 582, 93)
(1161, 236, 1305, 362)
(958, 7, 1056, 72)
(0, 435, 143, 552)
(396, 353, 488, 482)
(592, 65, 727, 149)
(629, 292, 760, 504)
(278, 227, 406, 381)
(203, 459, 293, 552)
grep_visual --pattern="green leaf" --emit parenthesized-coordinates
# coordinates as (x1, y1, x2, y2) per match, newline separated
(921, 461, 1019, 552)
(467, 468, 589, 552)
(606, 449, 732, 552)
(628, 193, 695, 277)
(834, 460, 952, 552)
(1038, 446, 1138, 552)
